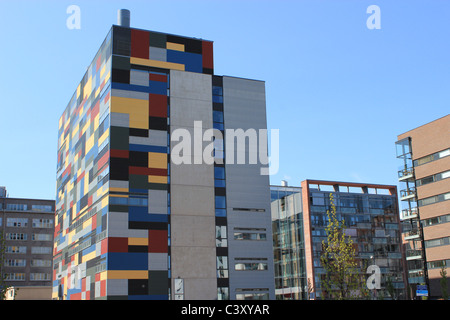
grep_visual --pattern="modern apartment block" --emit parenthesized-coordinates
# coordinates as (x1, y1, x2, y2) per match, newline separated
(396, 114, 450, 298)
(271, 184, 307, 300)
(53, 10, 275, 300)
(271, 180, 407, 300)
(0, 187, 55, 298)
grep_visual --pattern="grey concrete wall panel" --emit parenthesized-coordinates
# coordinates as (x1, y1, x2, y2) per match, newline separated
(148, 189, 167, 214)
(222, 76, 275, 300)
(110, 112, 130, 128)
(148, 130, 168, 147)
(169, 69, 216, 300)
(107, 279, 128, 295)
(109, 180, 129, 190)
(112, 88, 149, 100)
(148, 253, 168, 271)
(170, 98, 213, 129)
(170, 185, 214, 216)
(170, 70, 212, 102)
(171, 215, 215, 247)
(149, 47, 167, 62)
(130, 69, 149, 86)
(107, 211, 147, 238)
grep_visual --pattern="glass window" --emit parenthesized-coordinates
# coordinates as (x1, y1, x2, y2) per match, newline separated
(6, 246, 26, 254)
(6, 233, 27, 240)
(213, 95, 223, 103)
(214, 167, 225, 180)
(31, 247, 52, 254)
(109, 196, 128, 206)
(215, 208, 226, 217)
(7, 218, 28, 227)
(213, 122, 224, 131)
(32, 219, 53, 228)
(213, 110, 224, 123)
(214, 179, 226, 188)
(215, 196, 226, 209)
(32, 234, 52, 241)
(212, 86, 223, 96)
(6, 203, 27, 211)
(31, 205, 53, 212)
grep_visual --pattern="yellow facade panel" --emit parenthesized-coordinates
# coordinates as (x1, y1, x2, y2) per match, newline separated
(109, 187, 129, 193)
(100, 64, 106, 79)
(82, 250, 96, 263)
(94, 113, 99, 129)
(111, 96, 149, 130)
(84, 77, 92, 99)
(148, 175, 168, 184)
(130, 57, 185, 71)
(128, 237, 148, 246)
(104, 71, 111, 83)
(81, 119, 90, 135)
(166, 42, 185, 52)
(107, 270, 149, 280)
(71, 124, 79, 138)
(85, 134, 95, 153)
(148, 152, 168, 169)
(98, 128, 109, 147)
(101, 196, 109, 208)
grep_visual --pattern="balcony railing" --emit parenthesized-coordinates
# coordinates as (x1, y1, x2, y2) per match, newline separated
(406, 249, 423, 260)
(398, 167, 414, 181)
(400, 188, 416, 200)
(400, 207, 418, 220)
(405, 228, 421, 240)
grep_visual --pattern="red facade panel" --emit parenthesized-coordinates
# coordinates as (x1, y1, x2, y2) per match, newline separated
(149, 93, 167, 118)
(148, 230, 168, 253)
(202, 41, 213, 69)
(131, 29, 150, 59)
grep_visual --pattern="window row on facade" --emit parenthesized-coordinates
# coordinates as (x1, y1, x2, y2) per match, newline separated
(3, 273, 52, 281)
(1, 218, 54, 228)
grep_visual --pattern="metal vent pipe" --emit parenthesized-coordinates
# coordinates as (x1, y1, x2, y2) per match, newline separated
(118, 9, 130, 27)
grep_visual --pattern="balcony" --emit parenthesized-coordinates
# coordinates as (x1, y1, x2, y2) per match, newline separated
(400, 207, 418, 220)
(400, 188, 416, 201)
(404, 228, 421, 240)
(398, 167, 415, 182)
(406, 249, 423, 260)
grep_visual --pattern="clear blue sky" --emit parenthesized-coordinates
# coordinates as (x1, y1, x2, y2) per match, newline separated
(0, 0, 449, 199)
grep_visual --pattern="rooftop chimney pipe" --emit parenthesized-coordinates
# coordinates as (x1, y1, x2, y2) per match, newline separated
(118, 9, 130, 27)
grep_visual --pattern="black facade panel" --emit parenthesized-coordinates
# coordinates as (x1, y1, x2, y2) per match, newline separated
(112, 69, 130, 84)
(109, 157, 129, 181)
(129, 151, 148, 167)
(128, 279, 148, 295)
(148, 116, 168, 131)
(113, 26, 131, 56)
(128, 245, 148, 253)
(129, 128, 149, 137)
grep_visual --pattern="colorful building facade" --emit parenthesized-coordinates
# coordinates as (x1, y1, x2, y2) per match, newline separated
(53, 21, 274, 300)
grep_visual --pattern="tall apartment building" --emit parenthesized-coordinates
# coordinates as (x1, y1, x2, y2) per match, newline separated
(396, 114, 450, 298)
(0, 187, 55, 299)
(271, 180, 407, 300)
(53, 11, 275, 300)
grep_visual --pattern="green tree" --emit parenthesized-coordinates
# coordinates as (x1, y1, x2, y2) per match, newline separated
(440, 264, 448, 300)
(320, 193, 367, 300)
(386, 276, 396, 300)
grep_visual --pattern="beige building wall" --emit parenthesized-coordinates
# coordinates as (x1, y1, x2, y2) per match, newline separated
(398, 114, 450, 296)
(6, 286, 52, 300)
